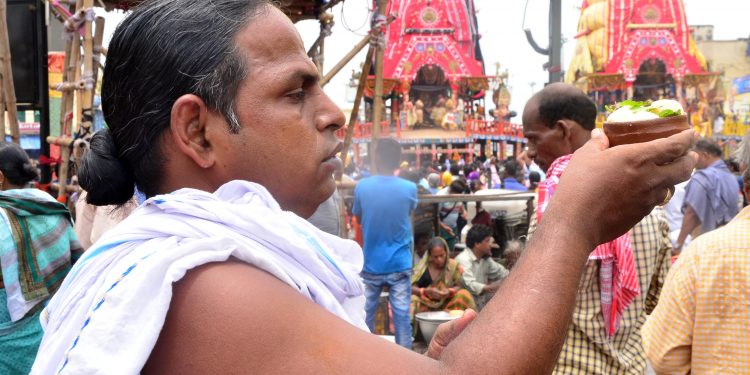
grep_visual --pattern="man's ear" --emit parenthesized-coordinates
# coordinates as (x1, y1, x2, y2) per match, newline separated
(169, 94, 215, 169)
(555, 119, 573, 141)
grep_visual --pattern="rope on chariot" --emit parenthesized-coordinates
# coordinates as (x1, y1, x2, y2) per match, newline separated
(82, 71, 95, 91)
(322, 22, 334, 38)
(369, 14, 387, 49)
(63, 8, 95, 41)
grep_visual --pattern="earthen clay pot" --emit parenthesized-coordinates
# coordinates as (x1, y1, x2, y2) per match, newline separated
(603, 115, 689, 147)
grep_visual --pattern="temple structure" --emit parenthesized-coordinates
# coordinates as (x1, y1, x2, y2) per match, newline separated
(564, 0, 748, 140)
(381, 0, 486, 108)
(348, 0, 524, 165)
(567, 0, 715, 103)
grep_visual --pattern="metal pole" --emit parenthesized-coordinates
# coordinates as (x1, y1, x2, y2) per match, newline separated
(548, 0, 562, 83)
(38, 0, 52, 184)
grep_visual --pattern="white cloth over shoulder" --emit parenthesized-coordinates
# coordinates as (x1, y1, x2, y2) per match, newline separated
(31, 180, 366, 375)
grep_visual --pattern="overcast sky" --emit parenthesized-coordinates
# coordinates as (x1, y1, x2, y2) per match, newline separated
(103, 1, 750, 117)
(294, 0, 750, 116)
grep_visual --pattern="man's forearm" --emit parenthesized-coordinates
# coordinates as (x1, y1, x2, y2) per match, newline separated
(676, 206, 700, 251)
(439, 215, 593, 374)
(462, 274, 485, 296)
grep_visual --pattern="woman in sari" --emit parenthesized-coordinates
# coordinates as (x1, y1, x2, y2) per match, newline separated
(411, 237, 475, 321)
(0, 143, 82, 374)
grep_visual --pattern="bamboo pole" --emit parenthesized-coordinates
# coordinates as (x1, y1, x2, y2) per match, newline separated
(370, 0, 388, 172)
(58, 29, 74, 143)
(89, 16, 104, 110)
(316, 29, 325, 73)
(63, 8, 81, 135)
(79, 0, 95, 134)
(0, 0, 19, 144)
(338, 48, 374, 181)
(69, 9, 83, 137)
(336, 46, 374, 238)
(57, 0, 88, 201)
(306, 35, 322, 59)
(51, 182, 78, 194)
(320, 33, 371, 88)
(47, 136, 75, 147)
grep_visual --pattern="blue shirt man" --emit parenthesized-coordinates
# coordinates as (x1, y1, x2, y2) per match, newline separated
(354, 176, 417, 274)
(502, 177, 527, 191)
(676, 139, 739, 253)
(502, 159, 527, 191)
(353, 138, 417, 349)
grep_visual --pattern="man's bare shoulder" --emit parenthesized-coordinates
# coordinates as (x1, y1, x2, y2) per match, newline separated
(143, 260, 298, 373)
(142, 259, 416, 374)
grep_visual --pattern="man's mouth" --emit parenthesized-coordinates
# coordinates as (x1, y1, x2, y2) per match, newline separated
(322, 142, 344, 173)
(323, 142, 343, 163)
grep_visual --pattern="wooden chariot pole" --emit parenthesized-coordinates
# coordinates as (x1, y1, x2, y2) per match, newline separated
(370, 0, 388, 171)
(335, 46, 375, 238)
(334, 1, 388, 238)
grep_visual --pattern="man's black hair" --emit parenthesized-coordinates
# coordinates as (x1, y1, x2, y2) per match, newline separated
(534, 84, 597, 130)
(503, 158, 521, 179)
(466, 224, 492, 250)
(694, 139, 722, 157)
(80, 0, 271, 205)
(375, 138, 402, 172)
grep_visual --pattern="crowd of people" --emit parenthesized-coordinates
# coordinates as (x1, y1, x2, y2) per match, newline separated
(0, 0, 746, 374)
(348, 83, 749, 373)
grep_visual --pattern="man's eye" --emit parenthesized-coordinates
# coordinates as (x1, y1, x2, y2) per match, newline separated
(288, 90, 306, 102)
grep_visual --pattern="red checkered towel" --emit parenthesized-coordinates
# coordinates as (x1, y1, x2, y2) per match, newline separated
(537, 154, 640, 337)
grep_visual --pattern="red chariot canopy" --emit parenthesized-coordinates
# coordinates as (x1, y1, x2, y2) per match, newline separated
(382, 0, 485, 85)
(602, 0, 707, 81)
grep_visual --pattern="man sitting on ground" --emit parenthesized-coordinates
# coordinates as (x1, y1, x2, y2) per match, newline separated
(455, 224, 508, 310)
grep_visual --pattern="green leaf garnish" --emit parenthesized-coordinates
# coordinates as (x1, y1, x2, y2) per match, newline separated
(619, 100, 650, 109)
(657, 109, 682, 118)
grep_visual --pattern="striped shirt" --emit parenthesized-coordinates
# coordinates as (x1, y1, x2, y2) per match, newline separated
(553, 208, 672, 374)
(642, 206, 750, 374)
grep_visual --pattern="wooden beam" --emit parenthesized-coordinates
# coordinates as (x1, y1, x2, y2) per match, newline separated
(46, 136, 75, 147)
(321, 0, 345, 12)
(370, 0, 388, 172)
(335, 43, 375, 238)
(320, 33, 370, 88)
(337, 49, 373, 182)
(57, 0, 88, 201)
(307, 34, 322, 58)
